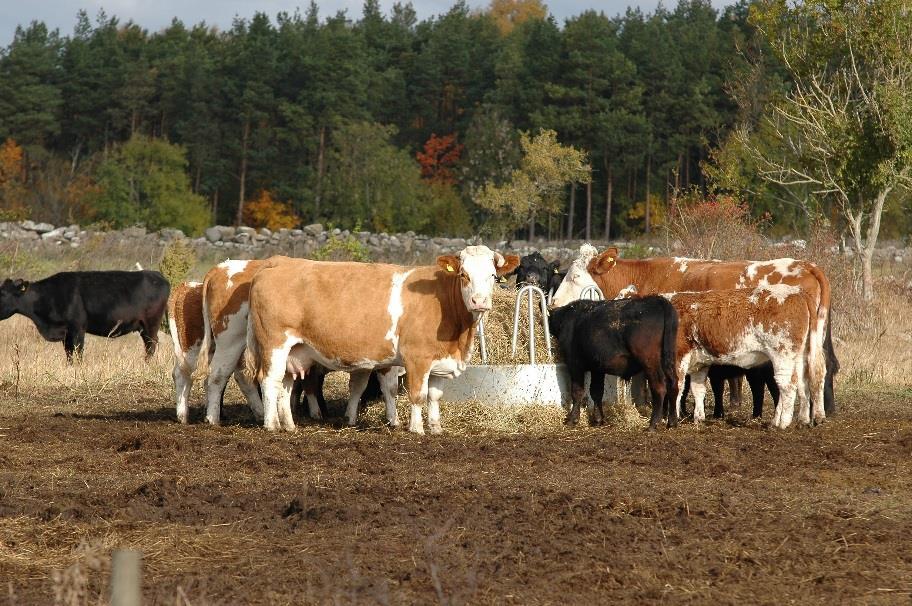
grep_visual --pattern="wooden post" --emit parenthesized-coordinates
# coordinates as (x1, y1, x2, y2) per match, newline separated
(111, 550, 142, 606)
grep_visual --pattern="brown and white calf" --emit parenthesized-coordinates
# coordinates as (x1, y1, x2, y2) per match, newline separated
(244, 246, 520, 432)
(168, 275, 266, 424)
(665, 285, 826, 428)
(551, 245, 838, 415)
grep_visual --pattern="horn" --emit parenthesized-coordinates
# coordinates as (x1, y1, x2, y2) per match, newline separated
(494, 251, 505, 267)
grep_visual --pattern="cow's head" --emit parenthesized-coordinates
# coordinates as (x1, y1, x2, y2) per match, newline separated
(0, 279, 29, 320)
(550, 244, 601, 307)
(514, 252, 559, 288)
(437, 246, 520, 317)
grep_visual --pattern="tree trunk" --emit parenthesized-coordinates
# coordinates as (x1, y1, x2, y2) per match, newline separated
(675, 152, 682, 191)
(529, 213, 535, 240)
(194, 165, 201, 194)
(567, 184, 576, 240)
(212, 190, 219, 223)
(645, 155, 651, 234)
(847, 187, 890, 301)
(585, 180, 592, 240)
(235, 118, 250, 226)
(315, 125, 326, 221)
(604, 159, 613, 241)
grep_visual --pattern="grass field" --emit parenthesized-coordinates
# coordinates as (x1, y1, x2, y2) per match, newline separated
(1, 240, 912, 604)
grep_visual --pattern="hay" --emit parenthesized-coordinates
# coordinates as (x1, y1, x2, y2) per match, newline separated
(599, 400, 648, 431)
(481, 288, 554, 365)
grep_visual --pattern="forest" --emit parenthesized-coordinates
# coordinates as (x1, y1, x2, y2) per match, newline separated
(0, 0, 909, 249)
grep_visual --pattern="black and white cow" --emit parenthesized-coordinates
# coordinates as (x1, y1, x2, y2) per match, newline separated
(0, 270, 170, 362)
(548, 297, 680, 430)
(514, 252, 563, 294)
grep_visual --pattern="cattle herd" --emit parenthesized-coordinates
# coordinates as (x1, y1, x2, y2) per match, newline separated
(0, 242, 839, 433)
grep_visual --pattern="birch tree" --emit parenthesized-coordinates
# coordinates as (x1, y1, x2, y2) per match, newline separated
(739, 0, 912, 300)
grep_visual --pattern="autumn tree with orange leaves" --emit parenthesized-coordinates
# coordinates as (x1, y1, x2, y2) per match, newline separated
(488, 0, 547, 35)
(416, 133, 463, 185)
(0, 138, 28, 218)
(242, 190, 298, 230)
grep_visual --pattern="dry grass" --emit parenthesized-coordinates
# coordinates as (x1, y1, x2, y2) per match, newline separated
(481, 288, 552, 365)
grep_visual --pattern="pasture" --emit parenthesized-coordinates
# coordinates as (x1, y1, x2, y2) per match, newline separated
(1, 304, 912, 604)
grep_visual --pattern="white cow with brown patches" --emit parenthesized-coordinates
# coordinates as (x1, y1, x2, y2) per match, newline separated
(244, 246, 520, 433)
(167, 281, 205, 423)
(551, 245, 838, 416)
(664, 285, 825, 428)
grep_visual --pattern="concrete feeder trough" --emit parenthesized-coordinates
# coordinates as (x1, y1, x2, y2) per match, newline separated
(446, 363, 617, 407)
(446, 284, 621, 408)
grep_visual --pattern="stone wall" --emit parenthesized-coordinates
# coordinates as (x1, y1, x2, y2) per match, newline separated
(0, 220, 908, 265)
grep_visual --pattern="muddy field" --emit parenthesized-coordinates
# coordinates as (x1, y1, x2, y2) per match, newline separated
(2, 364, 911, 605)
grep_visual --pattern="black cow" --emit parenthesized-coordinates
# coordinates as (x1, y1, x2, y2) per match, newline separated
(0, 270, 170, 362)
(680, 363, 779, 419)
(548, 297, 680, 430)
(514, 252, 563, 293)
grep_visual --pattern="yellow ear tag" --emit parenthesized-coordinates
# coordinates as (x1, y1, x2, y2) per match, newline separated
(607, 257, 614, 262)
(553, 268, 559, 273)
(446, 264, 454, 272)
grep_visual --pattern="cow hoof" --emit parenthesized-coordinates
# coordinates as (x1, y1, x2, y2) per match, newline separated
(408, 423, 425, 435)
(563, 417, 579, 427)
(264, 421, 281, 432)
(429, 423, 443, 435)
(206, 417, 221, 427)
(645, 425, 658, 433)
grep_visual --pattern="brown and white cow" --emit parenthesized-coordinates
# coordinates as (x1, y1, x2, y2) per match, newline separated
(663, 285, 826, 428)
(195, 258, 403, 427)
(551, 244, 838, 415)
(244, 246, 520, 433)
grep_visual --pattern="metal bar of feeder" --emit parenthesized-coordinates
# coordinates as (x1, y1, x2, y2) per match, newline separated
(477, 316, 487, 364)
(512, 284, 549, 364)
(527, 286, 535, 364)
(538, 290, 552, 361)
(580, 284, 604, 301)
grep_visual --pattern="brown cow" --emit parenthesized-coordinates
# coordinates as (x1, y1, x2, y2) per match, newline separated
(663, 285, 826, 428)
(244, 246, 520, 432)
(551, 244, 838, 415)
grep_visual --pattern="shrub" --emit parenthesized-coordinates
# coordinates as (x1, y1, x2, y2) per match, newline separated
(312, 229, 371, 262)
(665, 191, 769, 260)
(158, 239, 196, 289)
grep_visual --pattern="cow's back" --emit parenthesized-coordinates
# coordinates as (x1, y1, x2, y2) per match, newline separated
(250, 259, 414, 366)
(168, 282, 204, 354)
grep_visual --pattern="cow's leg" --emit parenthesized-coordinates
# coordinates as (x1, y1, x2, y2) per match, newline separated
(690, 368, 710, 424)
(589, 372, 606, 426)
(665, 373, 680, 428)
(771, 362, 799, 429)
(173, 347, 197, 424)
(709, 371, 726, 419)
(794, 359, 812, 427)
(290, 379, 304, 414)
(203, 335, 249, 426)
(232, 368, 264, 421)
(746, 369, 767, 418)
(64, 328, 85, 363)
(644, 368, 668, 431)
(297, 371, 324, 420)
(276, 374, 297, 431)
(427, 375, 446, 434)
(344, 371, 372, 426)
(259, 340, 298, 432)
(139, 327, 158, 359)
(379, 367, 402, 428)
(728, 376, 743, 408)
(404, 365, 431, 434)
(565, 369, 586, 426)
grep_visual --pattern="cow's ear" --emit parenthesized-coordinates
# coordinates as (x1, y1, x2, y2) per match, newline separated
(590, 249, 619, 275)
(495, 254, 521, 277)
(437, 255, 461, 275)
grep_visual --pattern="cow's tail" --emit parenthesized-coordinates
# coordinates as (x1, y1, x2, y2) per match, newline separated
(807, 263, 837, 414)
(193, 278, 214, 379)
(660, 297, 680, 391)
(165, 286, 188, 372)
(243, 310, 264, 384)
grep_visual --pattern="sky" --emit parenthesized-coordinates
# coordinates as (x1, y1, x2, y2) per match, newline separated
(1, 0, 732, 46)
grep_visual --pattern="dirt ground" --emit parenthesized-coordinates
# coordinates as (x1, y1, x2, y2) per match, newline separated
(1, 379, 911, 606)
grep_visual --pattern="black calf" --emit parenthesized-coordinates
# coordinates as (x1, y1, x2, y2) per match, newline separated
(549, 297, 680, 430)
